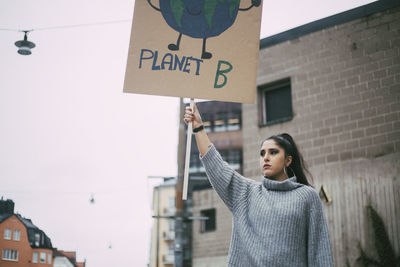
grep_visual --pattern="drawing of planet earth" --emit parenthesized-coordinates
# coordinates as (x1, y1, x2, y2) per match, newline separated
(159, 0, 241, 38)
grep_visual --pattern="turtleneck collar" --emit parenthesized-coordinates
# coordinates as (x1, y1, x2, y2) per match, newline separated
(262, 176, 303, 191)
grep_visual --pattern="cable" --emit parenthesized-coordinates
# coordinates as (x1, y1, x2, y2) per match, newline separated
(1, 187, 134, 195)
(0, 28, 23, 32)
(0, 19, 131, 33)
(34, 19, 131, 31)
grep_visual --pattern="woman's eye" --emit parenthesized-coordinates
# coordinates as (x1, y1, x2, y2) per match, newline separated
(271, 150, 278, 155)
(260, 150, 265, 157)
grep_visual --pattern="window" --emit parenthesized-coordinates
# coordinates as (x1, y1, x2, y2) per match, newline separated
(34, 233, 40, 246)
(167, 242, 174, 256)
(48, 253, 52, 264)
(168, 197, 175, 209)
(32, 252, 38, 263)
(227, 112, 241, 131)
(40, 252, 46, 263)
(259, 79, 293, 126)
(4, 229, 11, 240)
(200, 209, 216, 232)
(202, 114, 212, 133)
(220, 149, 242, 172)
(13, 230, 20, 241)
(214, 112, 228, 132)
(196, 104, 241, 133)
(2, 249, 19, 261)
(227, 150, 242, 171)
(189, 151, 204, 174)
(168, 220, 175, 232)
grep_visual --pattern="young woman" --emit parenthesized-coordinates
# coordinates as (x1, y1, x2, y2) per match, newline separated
(184, 103, 334, 267)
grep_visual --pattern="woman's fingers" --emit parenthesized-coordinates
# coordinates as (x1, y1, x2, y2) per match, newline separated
(184, 111, 194, 118)
(184, 103, 202, 128)
(184, 107, 194, 118)
(183, 112, 195, 125)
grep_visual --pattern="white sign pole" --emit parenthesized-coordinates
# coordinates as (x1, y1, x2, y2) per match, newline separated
(182, 98, 194, 200)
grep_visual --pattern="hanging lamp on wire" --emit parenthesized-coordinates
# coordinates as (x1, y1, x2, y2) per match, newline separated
(15, 31, 35, 55)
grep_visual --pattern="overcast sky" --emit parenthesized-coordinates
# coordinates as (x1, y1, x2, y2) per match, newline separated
(0, 0, 376, 266)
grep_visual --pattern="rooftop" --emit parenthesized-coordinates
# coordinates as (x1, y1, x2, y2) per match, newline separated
(0, 198, 53, 249)
(260, 0, 400, 49)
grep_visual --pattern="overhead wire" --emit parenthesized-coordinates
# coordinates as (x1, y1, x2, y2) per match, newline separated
(0, 19, 131, 33)
(1, 187, 134, 195)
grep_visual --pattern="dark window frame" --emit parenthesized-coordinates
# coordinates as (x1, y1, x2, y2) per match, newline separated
(258, 78, 293, 127)
(200, 209, 216, 233)
(197, 110, 241, 133)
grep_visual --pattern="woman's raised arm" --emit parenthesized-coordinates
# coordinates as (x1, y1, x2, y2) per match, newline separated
(184, 102, 254, 211)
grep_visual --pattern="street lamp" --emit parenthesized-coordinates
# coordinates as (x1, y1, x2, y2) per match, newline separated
(15, 31, 35, 55)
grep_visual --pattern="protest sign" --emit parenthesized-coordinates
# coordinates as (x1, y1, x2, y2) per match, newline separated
(123, 0, 263, 199)
(123, 0, 262, 103)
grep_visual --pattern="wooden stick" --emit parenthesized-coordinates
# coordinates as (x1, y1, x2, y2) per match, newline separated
(182, 98, 194, 200)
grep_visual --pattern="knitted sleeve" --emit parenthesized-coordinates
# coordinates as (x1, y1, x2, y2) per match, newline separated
(307, 190, 334, 267)
(200, 144, 253, 212)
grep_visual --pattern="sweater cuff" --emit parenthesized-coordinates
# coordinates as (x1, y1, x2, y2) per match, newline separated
(199, 143, 215, 160)
(199, 143, 221, 169)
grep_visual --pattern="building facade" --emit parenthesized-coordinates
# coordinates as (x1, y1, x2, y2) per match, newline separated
(149, 178, 177, 267)
(0, 199, 86, 267)
(190, 1, 400, 266)
(189, 101, 243, 267)
(246, 1, 400, 266)
(0, 198, 53, 267)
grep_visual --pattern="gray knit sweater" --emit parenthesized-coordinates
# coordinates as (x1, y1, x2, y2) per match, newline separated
(200, 144, 334, 267)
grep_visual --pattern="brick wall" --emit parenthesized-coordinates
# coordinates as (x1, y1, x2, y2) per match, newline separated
(190, 4, 400, 267)
(0, 215, 52, 267)
(191, 190, 231, 262)
(241, 4, 400, 266)
(243, 6, 400, 178)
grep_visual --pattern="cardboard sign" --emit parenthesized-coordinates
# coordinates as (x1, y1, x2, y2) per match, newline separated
(123, 0, 262, 103)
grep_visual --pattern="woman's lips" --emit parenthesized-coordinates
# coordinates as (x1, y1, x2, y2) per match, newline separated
(263, 164, 271, 169)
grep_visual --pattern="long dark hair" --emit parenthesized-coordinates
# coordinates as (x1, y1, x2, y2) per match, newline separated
(263, 133, 313, 187)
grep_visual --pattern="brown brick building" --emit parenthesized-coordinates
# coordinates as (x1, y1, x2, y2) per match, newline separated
(190, 1, 400, 266)
(0, 199, 53, 267)
(0, 199, 86, 267)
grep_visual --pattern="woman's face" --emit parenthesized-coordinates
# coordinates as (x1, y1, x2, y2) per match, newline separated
(259, 139, 291, 181)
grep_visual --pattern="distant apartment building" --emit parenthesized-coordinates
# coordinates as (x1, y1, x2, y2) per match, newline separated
(149, 178, 177, 267)
(0, 198, 53, 267)
(189, 1, 400, 266)
(53, 250, 86, 267)
(0, 198, 86, 267)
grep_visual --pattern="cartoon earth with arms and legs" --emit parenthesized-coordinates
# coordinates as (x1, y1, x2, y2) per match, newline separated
(147, 0, 261, 59)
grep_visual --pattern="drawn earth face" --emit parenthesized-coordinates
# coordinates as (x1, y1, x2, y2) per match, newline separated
(159, 0, 240, 39)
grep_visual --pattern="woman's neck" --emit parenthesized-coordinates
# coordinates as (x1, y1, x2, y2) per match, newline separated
(267, 171, 288, 181)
